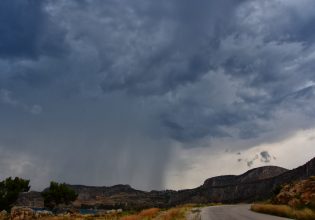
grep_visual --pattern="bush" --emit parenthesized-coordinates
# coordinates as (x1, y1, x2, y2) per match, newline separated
(272, 184, 283, 197)
(0, 177, 30, 212)
(41, 182, 78, 209)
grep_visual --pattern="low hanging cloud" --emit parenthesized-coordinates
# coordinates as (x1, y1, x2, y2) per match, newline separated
(260, 151, 272, 163)
(239, 151, 275, 167)
(0, 0, 315, 190)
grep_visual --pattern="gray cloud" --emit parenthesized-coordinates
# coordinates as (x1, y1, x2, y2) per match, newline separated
(0, 89, 42, 115)
(238, 150, 274, 167)
(260, 151, 272, 163)
(247, 155, 259, 168)
(1, 0, 315, 190)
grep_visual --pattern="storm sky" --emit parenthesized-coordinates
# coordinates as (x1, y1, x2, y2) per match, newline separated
(1, 0, 315, 191)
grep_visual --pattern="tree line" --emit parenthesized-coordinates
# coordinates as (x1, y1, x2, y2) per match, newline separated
(0, 177, 77, 212)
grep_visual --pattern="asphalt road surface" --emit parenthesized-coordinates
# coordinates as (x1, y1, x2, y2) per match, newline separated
(200, 205, 292, 220)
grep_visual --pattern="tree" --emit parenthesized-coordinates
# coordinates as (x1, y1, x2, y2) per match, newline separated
(41, 182, 78, 209)
(272, 184, 283, 196)
(0, 177, 30, 211)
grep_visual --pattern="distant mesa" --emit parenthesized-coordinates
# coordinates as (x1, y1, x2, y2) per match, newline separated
(17, 157, 315, 210)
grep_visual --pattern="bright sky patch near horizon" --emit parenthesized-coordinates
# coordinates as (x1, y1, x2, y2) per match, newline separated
(0, 0, 315, 191)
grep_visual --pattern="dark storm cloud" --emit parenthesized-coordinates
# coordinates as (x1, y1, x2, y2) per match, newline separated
(0, 89, 42, 114)
(158, 1, 315, 142)
(80, 0, 246, 95)
(0, 0, 67, 59)
(1, 0, 315, 190)
(0, 0, 43, 58)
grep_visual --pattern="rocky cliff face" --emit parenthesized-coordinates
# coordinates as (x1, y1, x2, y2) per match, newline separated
(168, 166, 289, 205)
(170, 157, 315, 205)
(17, 157, 315, 209)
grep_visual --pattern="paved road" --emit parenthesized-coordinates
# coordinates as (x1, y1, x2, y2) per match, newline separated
(200, 205, 292, 220)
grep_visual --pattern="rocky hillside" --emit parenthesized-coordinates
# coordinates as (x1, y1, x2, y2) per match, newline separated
(273, 176, 315, 209)
(70, 184, 175, 210)
(169, 166, 289, 204)
(17, 157, 315, 209)
(170, 157, 315, 205)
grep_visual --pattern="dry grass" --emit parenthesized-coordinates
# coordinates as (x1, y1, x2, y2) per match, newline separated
(158, 207, 187, 220)
(251, 204, 293, 218)
(38, 213, 121, 220)
(138, 208, 160, 219)
(251, 204, 315, 220)
(119, 208, 160, 220)
(0, 207, 190, 220)
(120, 214, 140, 220)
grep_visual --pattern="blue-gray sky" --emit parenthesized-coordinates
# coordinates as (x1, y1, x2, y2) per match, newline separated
(1, 0, 315, 190)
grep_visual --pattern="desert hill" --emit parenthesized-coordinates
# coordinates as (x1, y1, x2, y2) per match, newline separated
(17, 157, 315, 209)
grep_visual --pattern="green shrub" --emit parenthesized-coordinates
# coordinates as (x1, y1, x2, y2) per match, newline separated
(42, 182, 78, 209)
(0, 177, 30, 211)
(272, 184, 283, 197)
